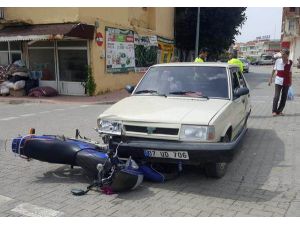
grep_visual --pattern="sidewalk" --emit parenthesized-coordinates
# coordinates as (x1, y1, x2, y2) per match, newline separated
(0, 88, 130, 105)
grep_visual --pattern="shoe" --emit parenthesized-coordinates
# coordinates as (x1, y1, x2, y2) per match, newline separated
(272, 112, 277, 117)
(277, 112, 284, 116)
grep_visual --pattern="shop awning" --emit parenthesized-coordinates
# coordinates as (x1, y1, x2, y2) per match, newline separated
(0, 23, 95, 42)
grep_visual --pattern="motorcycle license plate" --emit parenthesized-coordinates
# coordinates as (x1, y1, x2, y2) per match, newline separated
(144, 150, 189, 160)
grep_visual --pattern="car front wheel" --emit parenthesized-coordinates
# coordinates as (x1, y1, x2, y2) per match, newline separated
(204, 134, 230, 178)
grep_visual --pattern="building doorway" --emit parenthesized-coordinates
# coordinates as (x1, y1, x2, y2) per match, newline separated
(28, 40, 89, 95)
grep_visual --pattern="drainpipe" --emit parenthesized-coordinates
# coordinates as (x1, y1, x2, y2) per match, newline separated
(195, 7, 200, 60)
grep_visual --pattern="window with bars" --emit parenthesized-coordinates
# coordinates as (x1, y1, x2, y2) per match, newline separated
(288, 19, 296, 31)
(0, 8, 4, 19)
(0, 42, 22, 66)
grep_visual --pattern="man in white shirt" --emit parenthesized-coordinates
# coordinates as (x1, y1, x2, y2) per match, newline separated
(268, 49, 292, 116)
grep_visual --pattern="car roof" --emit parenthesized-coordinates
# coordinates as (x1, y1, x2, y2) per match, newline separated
(151, 62, 239, 69)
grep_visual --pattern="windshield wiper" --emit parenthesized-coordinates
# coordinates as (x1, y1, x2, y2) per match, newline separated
(169, 91, 209, 99)
(135, 90, 166, 97)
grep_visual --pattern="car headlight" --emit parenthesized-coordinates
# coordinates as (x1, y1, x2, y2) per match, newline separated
(179, 125, 215, 141)
(97, 119, 122, 135)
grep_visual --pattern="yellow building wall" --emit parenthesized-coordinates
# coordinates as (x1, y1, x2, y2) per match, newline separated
(154, 8, 174, 39)
(79, 7, 174, 94)
(3, 7, 174, 95)
(4, 8, 79, 24)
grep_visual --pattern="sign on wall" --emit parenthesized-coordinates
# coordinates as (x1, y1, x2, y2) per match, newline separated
(95, 32, 104, 46)
(134, 34, 158, 73)
(105, 27, 135, 73)
(256, 35, 271, 41)
(157, 36, 174, 64)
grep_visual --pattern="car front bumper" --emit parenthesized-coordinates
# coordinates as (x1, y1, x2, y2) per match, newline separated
(110, 125, 248, 165)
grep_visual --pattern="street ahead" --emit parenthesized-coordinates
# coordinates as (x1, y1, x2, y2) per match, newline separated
(1, 66, 300, 216)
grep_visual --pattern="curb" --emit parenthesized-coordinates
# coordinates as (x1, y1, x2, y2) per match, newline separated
(0, 98, 119, 105)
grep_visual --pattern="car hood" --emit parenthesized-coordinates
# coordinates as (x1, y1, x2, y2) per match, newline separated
(99, 96, 229, 125)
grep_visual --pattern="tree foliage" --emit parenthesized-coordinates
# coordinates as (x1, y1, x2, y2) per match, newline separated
(175, 7, 247, 60)
(82, 65, 96, 96)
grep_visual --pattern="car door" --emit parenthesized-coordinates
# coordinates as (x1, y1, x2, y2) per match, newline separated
(230, 68, 246, 138)
(237, 71, 251, 118)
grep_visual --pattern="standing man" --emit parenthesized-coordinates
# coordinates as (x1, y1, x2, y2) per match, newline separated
(194, 48, 209, 62)
(268, 48, 293, 116)
(228, 53, 244, 73)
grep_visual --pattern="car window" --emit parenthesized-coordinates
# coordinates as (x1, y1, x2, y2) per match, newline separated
(262, 55, 272, 60)
(134, 66, 229, 99)
(230, 69, 248, 98)
(238, 72, 247, 88)
(230, 69, 240, 90)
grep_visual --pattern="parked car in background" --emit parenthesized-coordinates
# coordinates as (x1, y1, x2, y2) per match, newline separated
(97, 63, 251, 178)
(257, 55, 273, 65)
(238, 58, 250, 73)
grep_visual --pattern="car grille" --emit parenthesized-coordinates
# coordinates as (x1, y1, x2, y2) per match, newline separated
(124, 125, 179, 135)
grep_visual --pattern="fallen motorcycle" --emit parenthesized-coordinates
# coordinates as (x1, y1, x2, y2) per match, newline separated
(11, 129, 144, 194)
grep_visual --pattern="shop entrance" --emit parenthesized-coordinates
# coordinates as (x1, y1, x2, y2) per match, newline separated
(28, 40, 88, 96)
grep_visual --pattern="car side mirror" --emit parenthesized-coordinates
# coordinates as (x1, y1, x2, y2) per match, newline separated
(234, 87, 249, 98)
(125, 85, 135, 94)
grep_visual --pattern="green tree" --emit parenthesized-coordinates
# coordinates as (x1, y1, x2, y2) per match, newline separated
(175, 7, 247, 60)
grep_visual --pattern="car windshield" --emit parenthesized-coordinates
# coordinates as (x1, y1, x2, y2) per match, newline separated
(134, 66, 229, 99)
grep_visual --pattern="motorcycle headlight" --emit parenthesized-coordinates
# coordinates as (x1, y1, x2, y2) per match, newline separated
(97, 119, 122, 135)
(179, 125, 215, 141)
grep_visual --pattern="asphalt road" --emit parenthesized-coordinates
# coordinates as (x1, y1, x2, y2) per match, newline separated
(0, 103, 110, 142)
(1, 65, 300, 217)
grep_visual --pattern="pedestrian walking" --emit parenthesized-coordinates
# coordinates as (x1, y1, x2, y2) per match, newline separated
(268, 48, 293, 116)
(194, 48, 208, 62)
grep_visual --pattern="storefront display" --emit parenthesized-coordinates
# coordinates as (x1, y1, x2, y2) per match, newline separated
(28, 41, 56, 81)
(28, 40, 88, 95)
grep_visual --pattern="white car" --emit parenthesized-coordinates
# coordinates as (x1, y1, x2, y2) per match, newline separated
(258, 55, 274, 65)
(238, 58, 250, 73)
(97, 63, 251, 178)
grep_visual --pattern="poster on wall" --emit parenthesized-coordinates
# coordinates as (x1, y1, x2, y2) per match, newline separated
(105, 27, 135, 73)
(134, 34, 158, 73)
(157, 36, 175, 64)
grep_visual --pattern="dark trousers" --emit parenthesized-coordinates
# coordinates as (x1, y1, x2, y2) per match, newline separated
(272, 84, 289, 113)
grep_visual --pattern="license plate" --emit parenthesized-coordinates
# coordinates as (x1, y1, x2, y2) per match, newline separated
(144, 150, 189, 160)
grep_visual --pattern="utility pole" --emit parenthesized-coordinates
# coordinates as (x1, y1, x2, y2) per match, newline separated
(195, 7, 200, 60)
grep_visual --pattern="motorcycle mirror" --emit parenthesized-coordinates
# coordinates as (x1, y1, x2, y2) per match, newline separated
(97, 164, 104, 172)
(71, 189, 87, 196)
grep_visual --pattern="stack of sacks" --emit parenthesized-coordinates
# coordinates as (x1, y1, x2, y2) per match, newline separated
(0, 80, 26, 95)
(28, 86, 58, 97)
(0, 84, 9, 95)
(7, 60, 29, 83)
(0, 65, 9, 81)
(0, 60, 29, 96)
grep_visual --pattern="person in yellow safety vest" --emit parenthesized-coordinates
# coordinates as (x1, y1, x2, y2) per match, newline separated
(228, 53, 244, 73)
(194, 48, 209, 63)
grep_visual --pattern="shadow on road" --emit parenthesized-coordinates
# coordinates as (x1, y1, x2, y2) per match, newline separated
(122, 128, 285, 203)
(250, 113, 300, 119)
(34, 166, 91, 184)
